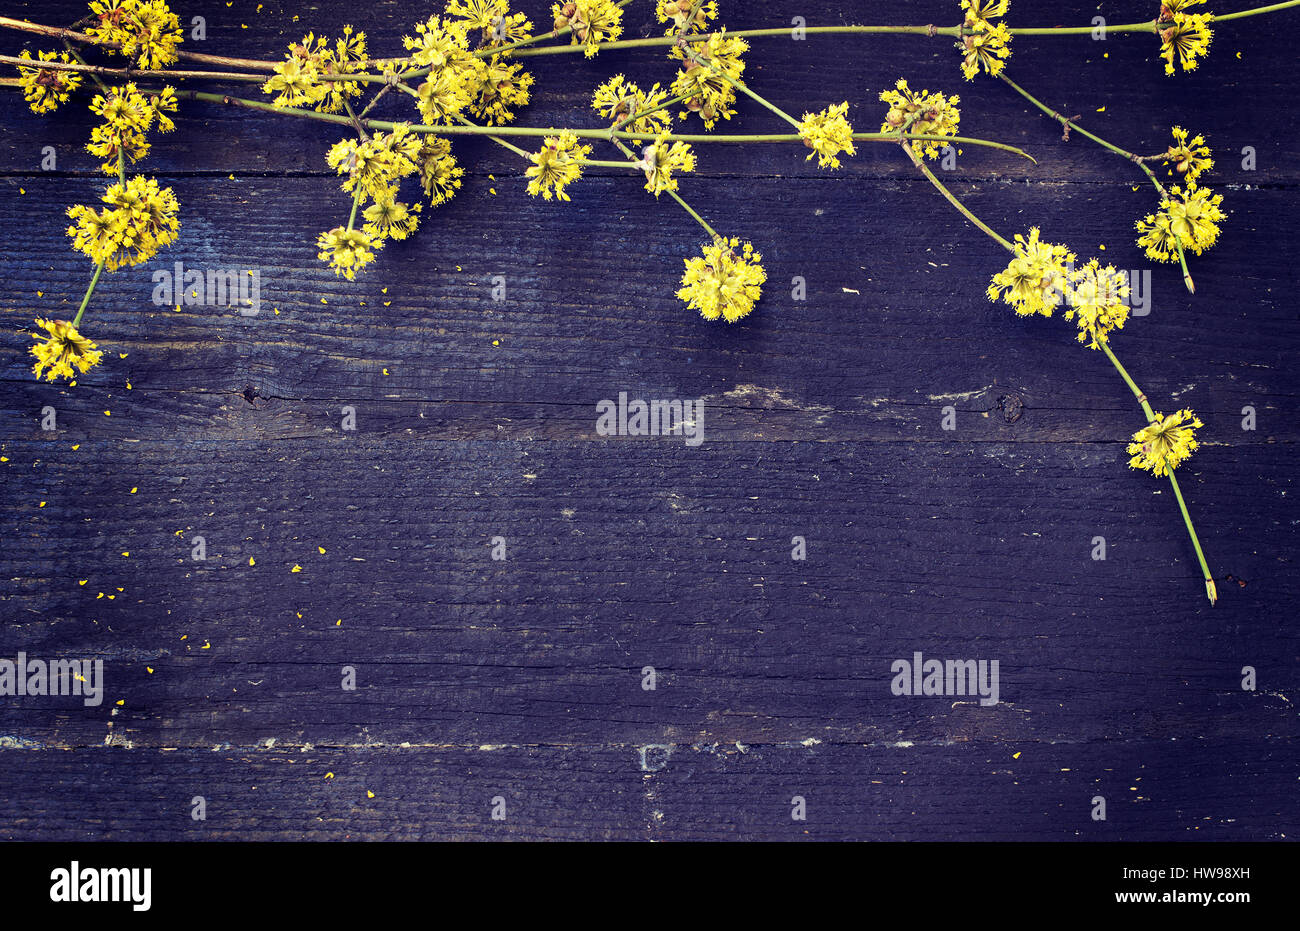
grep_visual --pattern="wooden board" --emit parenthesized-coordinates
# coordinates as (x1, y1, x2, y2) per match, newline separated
(0, 0, 1295, 840)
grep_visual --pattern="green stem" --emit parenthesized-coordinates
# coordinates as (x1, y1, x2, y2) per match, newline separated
(999, 73, 1196, 292)
(610, 134, 720, 241)
(692, 51, 802, 130)
(1166, 468, 1217, 604)
(905, 143, 1015, 251)
(1098, 339, 1213, 604)
(346, 185, 362, 231)
(138, 87, 1031, 159)
(1099, 339, 1157, 422)
(71, 261, 105, 328)
(911, 151, 1214, 604)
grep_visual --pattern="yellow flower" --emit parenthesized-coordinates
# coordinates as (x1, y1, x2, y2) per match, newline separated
(66, 175, 181, 270)
(1135, 183, 1224, 262)
(418, 137, 465, 206)
(327, 124, 422, 198)
(1159, 10, 1213, 74)
(1166, 125, 1213, 182)
(525, 130, 591, 201)
(655, 0, 718, 35)
(86, 0, 183, 71)
(17, 50, 82, 114)
(640, 135, 696, 197)
(677, 237, 766, 323)
(1065, 259, 1130, 348)
(86, 82, 175, 173)
(30, 319, 103, 383)
(958, 0, 1012, 80)
(1127, 409, 1203, 476)
(552, 0, 624, 57)
(591, 75, 673, 135)
(262, 55, 327, 109)
(317, 227, 377, 280)
(670, 31, 748, 129)
(469, 56, 534, 125)
(363, 187, 421, 241)
(797, 102, 856, 170)
(986, 227, 1075, 318)
(446, 1, 534, 47)
(264, 27, 368, 113)
(879, 79, 961, 160)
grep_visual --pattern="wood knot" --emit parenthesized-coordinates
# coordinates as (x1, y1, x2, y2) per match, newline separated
(997, 393, 1024, 424)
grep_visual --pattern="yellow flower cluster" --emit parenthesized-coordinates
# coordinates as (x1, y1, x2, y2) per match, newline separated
(958, 0, 1012, 80)
(986, 227, 1074, 318)
(320, 124, 428, 277)
(446, 0, 534, 47)
(86, 83, 177, 174)
(263, 26, 368, 113)
(1159, 1, 1214, 74)
(403, 17, 488, 125)
(591, 75, 674, 135)
(879, 79, 961, 160)
(1127, 409, 1203, 476)
(552, 0, 625, 56)
(66, 175, 180, 271)
(678, 237, 767, 323)
(417, 137, 465, 206)
(86, 0, 183, 71)
(525, 130, 591, 201)
(470, 55, 535, 125)
(316, 227, 377, 281)
(1135, 183, 1225, 263)
(797, 103, 856, 170)
(1064, 259, 1130, 348)
(1166, 125, 1213, 182)
(17, 50, 83, 114)
(640, 135, 697, 197)
(30, 319, 104, 383)
(656, 0, 718, 35)
(671, 31, 749, 129)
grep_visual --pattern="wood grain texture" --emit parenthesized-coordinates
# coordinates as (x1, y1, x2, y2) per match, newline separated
(0, 0, 1296, 841)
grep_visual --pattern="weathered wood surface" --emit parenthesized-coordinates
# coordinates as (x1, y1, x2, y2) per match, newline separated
(0, 1, 1295, 840)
